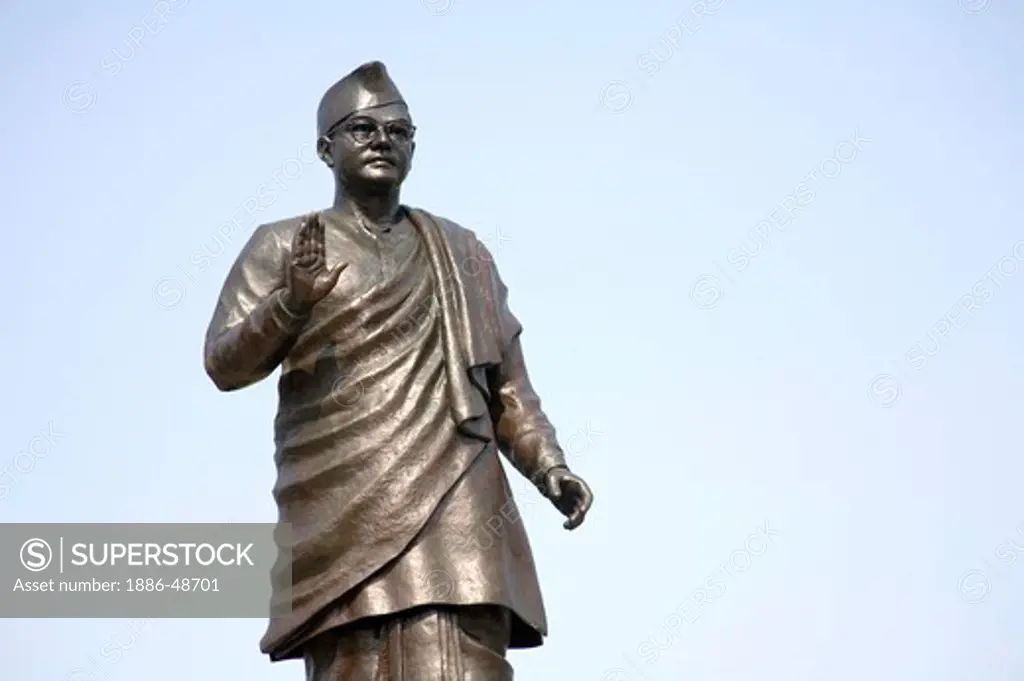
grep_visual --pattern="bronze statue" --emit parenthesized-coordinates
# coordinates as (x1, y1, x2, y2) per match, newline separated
(203, 61, 594, 680)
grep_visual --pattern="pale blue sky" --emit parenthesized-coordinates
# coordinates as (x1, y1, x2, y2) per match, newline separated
(2, 0, 1024, 679)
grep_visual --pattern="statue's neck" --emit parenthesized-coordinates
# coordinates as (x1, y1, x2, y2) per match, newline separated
(332, 185, 403, 228)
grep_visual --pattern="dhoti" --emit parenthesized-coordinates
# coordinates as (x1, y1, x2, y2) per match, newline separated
(303, 605, 514, 681)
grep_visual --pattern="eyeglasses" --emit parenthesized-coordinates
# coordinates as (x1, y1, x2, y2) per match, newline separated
(327, 116, 416, 145)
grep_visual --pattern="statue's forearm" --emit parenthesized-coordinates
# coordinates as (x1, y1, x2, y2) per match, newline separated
(491, 338, 567, 485)
(204, 288, 306, 391)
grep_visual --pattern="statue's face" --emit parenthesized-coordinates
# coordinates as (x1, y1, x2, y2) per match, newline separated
(318, 102, 415, 193)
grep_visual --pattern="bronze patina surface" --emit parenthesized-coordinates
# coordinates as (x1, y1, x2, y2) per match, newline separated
(204, 61, 593, 680)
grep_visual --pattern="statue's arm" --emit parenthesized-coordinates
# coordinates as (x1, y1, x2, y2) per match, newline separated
(203, 223, 306, 391)
(488, 337, 568, 486)
(476, 238, 567, 484)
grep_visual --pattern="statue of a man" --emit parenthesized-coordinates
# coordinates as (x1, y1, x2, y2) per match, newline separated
(203, 61, 593, 681)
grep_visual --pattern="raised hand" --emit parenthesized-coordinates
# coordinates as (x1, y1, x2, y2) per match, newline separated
(283, 213, 347, 314)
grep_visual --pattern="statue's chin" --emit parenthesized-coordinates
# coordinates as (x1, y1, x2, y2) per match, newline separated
(347, 170, 403, 195)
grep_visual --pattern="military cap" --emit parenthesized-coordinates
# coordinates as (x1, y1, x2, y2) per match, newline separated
(316, 61, 407, 138)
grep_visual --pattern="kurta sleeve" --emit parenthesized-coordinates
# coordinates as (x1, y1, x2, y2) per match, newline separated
(483, 245, 567, 485)
(204, 222, 306, 391)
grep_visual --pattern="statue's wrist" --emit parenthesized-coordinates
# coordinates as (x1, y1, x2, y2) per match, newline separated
(273, 289, 311, 331)
(279, 289, 311, 318)
(540, 447, 568, 474)
(538, 463, 568, 485)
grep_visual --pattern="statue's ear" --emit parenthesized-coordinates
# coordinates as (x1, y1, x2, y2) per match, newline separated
(316, 136, 333, 167)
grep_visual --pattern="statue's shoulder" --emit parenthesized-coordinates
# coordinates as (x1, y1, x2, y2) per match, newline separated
(408, 207, 480, 245)
(229, 214, 306, 267)
(241, 213, 309, 256)
(254, 214, 306, 242)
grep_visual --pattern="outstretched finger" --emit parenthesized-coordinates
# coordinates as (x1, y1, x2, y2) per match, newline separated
(314, 216, 327, 263)
(325, 262, 348, 286)
(295, 217, 317, 263)
(291, 221, 308, 260)
(299, 215, 321, 266)
(304, 213, 320, 236)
